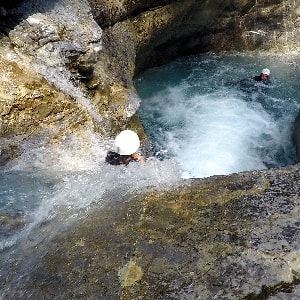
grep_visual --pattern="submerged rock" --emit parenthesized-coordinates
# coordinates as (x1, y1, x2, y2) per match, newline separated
(0, 211, 25, 238)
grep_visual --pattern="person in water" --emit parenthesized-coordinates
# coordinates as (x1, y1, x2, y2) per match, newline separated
(238, 67, 271, 94)
(105, 151, 144, 165)
(253, 68, 270, 85)
(105, 129, 144, 165)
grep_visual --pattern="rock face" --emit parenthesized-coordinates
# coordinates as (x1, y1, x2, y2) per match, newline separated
(0, 0, 299, 165)
(0, 0, 145, 166)
(92, 0, 300, 74)
(0, 50, 89, 165)
(3, 165, 300, 299)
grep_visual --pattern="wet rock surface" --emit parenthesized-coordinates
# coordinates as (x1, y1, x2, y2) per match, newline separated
(0, 0, 146, 164)
(99, 0, 300, 74)
(1, 165, 299, 299)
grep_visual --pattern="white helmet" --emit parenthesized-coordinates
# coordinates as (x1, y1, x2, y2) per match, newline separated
(114, 130, 140, 155)
(261, 68, 270, 76)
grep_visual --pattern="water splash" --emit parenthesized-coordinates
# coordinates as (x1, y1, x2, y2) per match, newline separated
(0, 156, 182, 250)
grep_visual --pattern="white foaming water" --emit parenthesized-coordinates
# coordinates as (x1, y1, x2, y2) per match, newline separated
(164, 90, 278, 178)
(136, 53, 299, 178)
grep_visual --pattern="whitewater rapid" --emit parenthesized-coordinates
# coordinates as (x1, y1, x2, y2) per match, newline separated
(135, 52, 299, 178)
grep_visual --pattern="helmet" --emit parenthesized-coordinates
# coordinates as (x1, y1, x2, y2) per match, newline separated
(261, 68, 270, 76)
(114, 130, 140, 155)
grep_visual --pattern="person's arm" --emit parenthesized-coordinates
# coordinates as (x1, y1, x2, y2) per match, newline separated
(131, 153, 145, 163)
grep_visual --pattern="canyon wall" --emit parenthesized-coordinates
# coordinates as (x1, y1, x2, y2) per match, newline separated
(0, 0, 299, 165)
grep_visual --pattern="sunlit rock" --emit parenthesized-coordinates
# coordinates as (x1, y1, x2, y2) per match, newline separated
(3, 165, 300, 298)
(0, 0, 299, 165)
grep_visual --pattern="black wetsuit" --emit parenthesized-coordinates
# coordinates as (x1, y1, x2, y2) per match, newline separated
(105, 151, 138, 165)
(253, 75, 270, 85)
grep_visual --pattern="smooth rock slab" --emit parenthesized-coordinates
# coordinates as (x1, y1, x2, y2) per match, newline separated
(2, 164, 300, 299)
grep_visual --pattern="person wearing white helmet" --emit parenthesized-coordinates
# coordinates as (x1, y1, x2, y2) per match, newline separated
(105, 130, 144, 165)
(254, 68, 271, 85)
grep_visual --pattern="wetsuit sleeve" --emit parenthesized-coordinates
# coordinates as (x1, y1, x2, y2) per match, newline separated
(106, 151, 122, 165)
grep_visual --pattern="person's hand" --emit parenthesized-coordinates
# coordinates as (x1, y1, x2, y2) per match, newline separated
(132, 153, 145, 163)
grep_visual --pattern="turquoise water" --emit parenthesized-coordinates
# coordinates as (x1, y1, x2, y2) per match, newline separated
(135, 52, 300, 178)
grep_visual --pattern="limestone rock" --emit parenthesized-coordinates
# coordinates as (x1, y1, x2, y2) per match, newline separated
(0, 48, 88, 165)
(87, 0, 174, 28)
(0, 0, 145, 165)
(4, 165, 300, 299)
